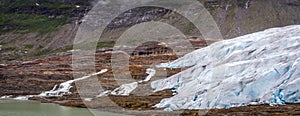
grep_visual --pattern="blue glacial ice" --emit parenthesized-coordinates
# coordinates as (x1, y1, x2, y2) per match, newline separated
(151, 25, 300, 111)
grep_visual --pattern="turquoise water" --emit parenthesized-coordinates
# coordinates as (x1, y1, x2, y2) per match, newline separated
(0, 100, 127, 116)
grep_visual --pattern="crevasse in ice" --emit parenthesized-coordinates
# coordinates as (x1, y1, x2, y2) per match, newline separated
(151, 25, 300, 111)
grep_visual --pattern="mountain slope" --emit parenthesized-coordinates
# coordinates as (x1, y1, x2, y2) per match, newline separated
(1, 0, 300, 63)
(151, 25, 300, 111)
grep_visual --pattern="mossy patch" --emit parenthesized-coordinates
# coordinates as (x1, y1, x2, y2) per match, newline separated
(33, 48, 51, 56)
(24, 44, 34, 49)
(0, 13, 68, 34)
(0, 0, 92, 34)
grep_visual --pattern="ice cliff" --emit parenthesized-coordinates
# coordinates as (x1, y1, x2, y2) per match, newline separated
(151, 25, 300, 111)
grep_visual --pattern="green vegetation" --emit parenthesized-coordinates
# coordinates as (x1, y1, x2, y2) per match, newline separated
(0, 0, 92, 34)
(0, 13, 68, 34)
(33, 48, 51, 56)
(1, 47, 16, 52)
(44, 37, 52, 43)
(55, 44, 73, 53)
(37, 45, 44, 49)
(54, 41, 116, 53)
(70, 41, 115, 51)
(24, 44, 34, 49)
(0, 41, 8, 45)
(0, 41, 115, 61)
(97, 41, 115, 48)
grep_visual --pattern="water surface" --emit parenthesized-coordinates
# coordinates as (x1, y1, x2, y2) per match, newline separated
(0, 100, 127, 116)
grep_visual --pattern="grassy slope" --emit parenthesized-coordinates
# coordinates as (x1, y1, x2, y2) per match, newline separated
(0, 0, 94, 62)
(0, 0, 90, 34)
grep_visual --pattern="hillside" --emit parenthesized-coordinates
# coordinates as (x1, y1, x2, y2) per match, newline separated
(0, 1, 300, 115)
(0, 0, 299, 63)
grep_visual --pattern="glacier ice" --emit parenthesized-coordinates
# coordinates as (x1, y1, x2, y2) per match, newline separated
(139, 68, 156, 83)
(0, 95, 12, 99)
(97, 68, 156, 96)
(7, 69, 108, 100)
(39, 69, 108, 97)
(151, 25, 300, 111)
(111, 82, 139, 96)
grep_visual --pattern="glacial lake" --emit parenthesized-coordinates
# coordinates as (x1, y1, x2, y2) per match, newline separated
(0, 100, 128, 116)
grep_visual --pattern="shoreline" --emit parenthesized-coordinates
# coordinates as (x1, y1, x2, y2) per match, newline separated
(1, 98, 300, 116)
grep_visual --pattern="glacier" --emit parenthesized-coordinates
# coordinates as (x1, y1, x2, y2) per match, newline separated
(39, 69, 108, 97)
(5, 69, 108, 100)
(110, 68, 156, 96)
(97, 68, 156, 97)
(151, 25, 300, 111)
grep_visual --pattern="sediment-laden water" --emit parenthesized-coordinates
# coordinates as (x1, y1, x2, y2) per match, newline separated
(0, 100, 127, 116)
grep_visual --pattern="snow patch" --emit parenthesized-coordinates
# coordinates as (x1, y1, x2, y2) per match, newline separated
(139, 68, 156, 83)
(84, 98, 93, 101)
(96, 90, 112, 97)
(0, 95, 12, 99)
(111, 82, 138, 96)
(39, 69, 108, 97)
(13, 95, 35, 101)
(97, 68, 156, 97)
